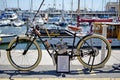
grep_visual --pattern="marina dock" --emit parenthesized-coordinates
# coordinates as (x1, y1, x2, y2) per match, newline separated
(0, 49, 120, 78)
(0, 0, 120, 79)
(0, 49, 120, 66)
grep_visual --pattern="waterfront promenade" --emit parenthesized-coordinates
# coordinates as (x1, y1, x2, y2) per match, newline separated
(0, 49, 120, 65)
(0, 49, 120, 79)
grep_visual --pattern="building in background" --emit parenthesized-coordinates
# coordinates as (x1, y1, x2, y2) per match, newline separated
(105, 2, 118, 11)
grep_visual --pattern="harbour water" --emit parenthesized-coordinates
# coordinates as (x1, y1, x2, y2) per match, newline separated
(0, 24, 90, 50)
(0, 25, 27, 49)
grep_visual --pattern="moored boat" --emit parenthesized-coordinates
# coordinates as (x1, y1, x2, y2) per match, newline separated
(0, 34, 17, 44)
(0, 19, 11, 26)
(12, 19, 25, 27)
(0, 11, 18, 21)
(93, 22, 120, 47)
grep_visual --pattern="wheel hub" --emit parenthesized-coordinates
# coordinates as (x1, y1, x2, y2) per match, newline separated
(92, 47, 99, 57)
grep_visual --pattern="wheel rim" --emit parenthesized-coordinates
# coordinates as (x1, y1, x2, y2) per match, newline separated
(77, 35, 111, 68)
(7, 37, 42, 71)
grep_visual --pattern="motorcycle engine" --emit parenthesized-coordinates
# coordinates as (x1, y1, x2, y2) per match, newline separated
(56, 41, 68, 54)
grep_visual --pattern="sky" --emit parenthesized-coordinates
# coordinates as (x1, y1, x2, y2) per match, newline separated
(0, 0, 118, 11)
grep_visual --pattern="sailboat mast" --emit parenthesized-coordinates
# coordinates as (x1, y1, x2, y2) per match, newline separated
(71, 0, 73, 18)
(78, 0, 80, 14)
(17, 0, 19, 9)
(3, 0, 7, 10)
(77, 0, 80, 27)
(30, 0, 33, 11)
(5, 0, 7, 9)
(62, 0, 64, 18)
(84, 0, 86, 16)
(53, 0, 56, 9)
(118, 0, 120, 17)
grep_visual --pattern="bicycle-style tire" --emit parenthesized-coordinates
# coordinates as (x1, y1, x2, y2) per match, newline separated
(7, 36, 42, 71)
(77, 34, 111, 69)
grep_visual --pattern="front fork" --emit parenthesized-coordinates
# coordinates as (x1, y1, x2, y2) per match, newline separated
(22, 37, 36, 55)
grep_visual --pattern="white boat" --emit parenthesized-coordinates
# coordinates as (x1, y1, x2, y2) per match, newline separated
(80, 22, 89, 26)
(0, 19, 11, 26)
(12, 19, 25, 27)
(33, 16, 44, 26)
(47, 17, 60, 24)
(1, 11, 18, 21)
(0, 34, 16, 44)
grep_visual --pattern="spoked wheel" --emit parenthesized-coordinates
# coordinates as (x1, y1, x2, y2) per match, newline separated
(7, 36, 42, 71)
(77, 34, 111, 69)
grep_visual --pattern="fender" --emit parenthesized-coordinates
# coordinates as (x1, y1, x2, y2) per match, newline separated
(6, 36, 19, 51)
